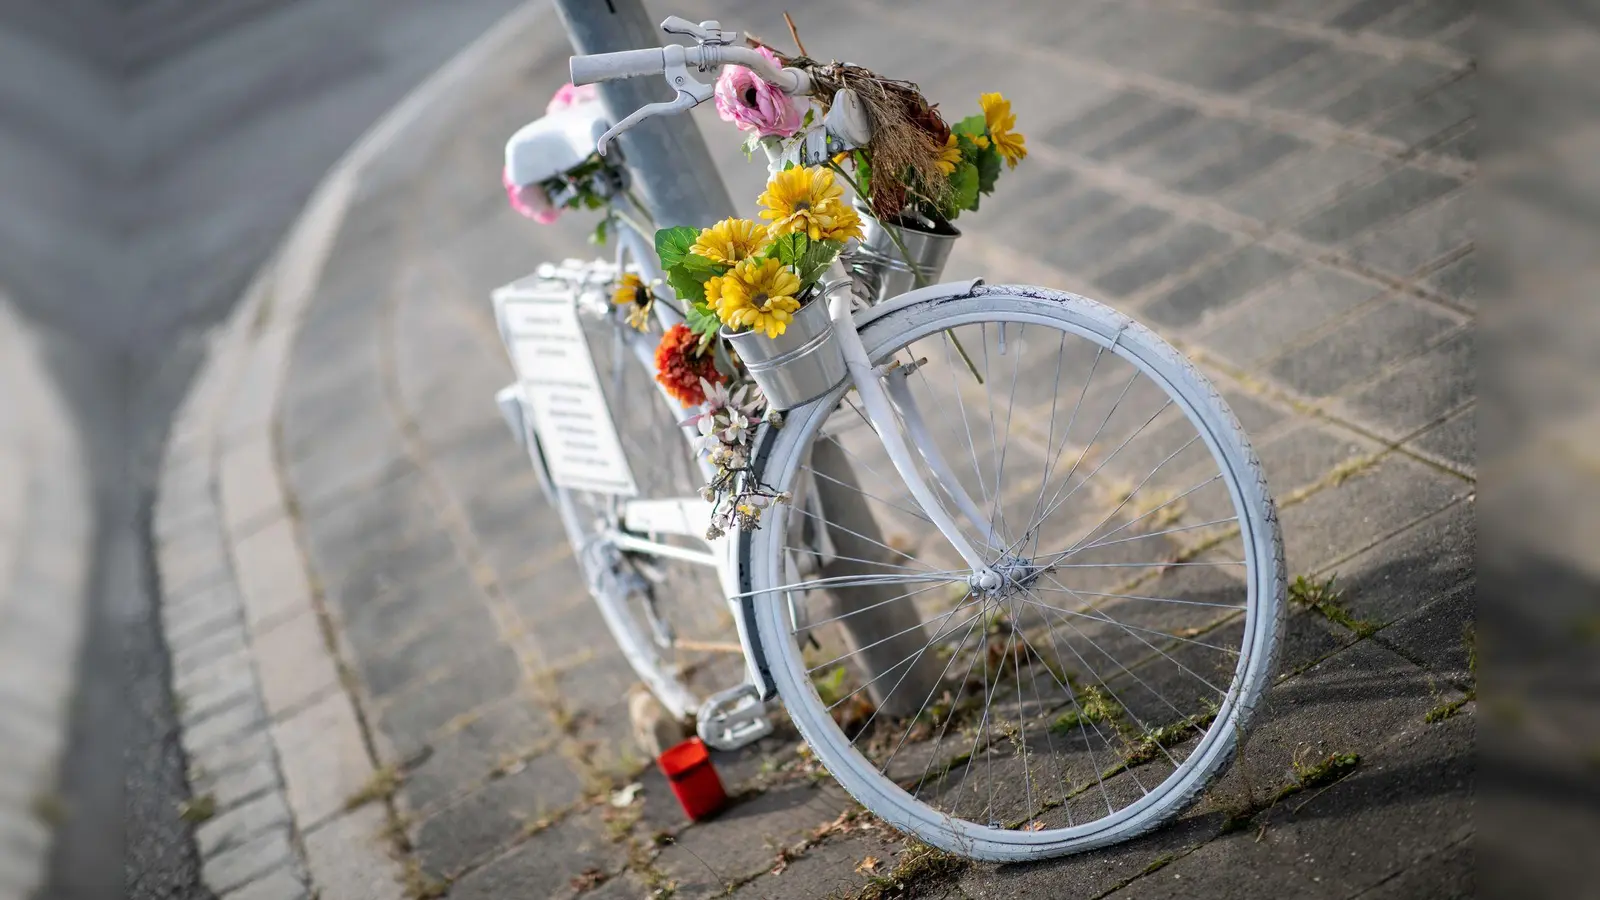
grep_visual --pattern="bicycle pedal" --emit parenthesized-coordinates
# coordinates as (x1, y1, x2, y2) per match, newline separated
(696, 683, 773, 751)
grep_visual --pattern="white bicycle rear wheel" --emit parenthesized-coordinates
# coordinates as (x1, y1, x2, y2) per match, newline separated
(548, 314, 743, 720)
(740, 284, 1284, 861)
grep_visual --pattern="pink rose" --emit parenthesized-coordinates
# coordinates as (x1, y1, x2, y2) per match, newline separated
(546, 81, 599, 114)
(713, 46, 802, 137)
(503, 167, 560, 224)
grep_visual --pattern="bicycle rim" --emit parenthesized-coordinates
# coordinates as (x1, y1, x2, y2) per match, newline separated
(742, 285, 1284, 861)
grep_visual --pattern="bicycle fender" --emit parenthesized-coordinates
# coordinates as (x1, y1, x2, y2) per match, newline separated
(852, 277, 985, 330)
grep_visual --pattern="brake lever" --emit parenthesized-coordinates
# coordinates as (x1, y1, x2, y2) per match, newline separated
(595, 43, 715, 156)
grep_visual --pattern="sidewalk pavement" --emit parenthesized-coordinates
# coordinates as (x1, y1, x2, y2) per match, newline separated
(152, 0, 1475, 897)
(0, 297, 93, 899)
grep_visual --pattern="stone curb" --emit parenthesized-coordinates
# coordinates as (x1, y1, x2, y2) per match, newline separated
(151, 3, 551, 899)
(0, 295, 94, 900)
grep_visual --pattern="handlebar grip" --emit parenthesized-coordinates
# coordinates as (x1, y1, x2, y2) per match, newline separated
(570, 48, 667, 86)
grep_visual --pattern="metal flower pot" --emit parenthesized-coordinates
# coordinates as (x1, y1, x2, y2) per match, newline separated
(849, 204, 962, 305)
(721, 295, 846, 411)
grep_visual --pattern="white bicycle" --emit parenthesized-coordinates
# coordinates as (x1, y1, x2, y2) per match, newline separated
(493, 16, 1284, 863)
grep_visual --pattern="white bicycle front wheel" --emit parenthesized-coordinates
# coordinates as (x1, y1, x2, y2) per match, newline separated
(740, 284, 1284, 861)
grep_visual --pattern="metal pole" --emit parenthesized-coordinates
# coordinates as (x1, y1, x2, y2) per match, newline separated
(552, 0, 736, 227)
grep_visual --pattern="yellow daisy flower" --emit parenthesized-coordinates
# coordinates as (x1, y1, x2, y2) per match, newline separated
(713, 257, 803, 339)
(980, 92, 1027, 168)
(817, 200, 864, 243)
(758, 166, 849, 241)
(935, 133, 962, 176)
(690, 218, 769, 266)
(611, 272, 654, 331)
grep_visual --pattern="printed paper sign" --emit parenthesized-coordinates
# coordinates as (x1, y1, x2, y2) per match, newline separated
(494, 280, 638, 496)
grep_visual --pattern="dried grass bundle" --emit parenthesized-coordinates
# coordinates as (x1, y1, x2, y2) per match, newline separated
(753, 39, 950, 220)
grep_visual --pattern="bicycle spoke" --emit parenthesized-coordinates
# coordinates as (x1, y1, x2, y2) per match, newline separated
(791, 581, 955, 633)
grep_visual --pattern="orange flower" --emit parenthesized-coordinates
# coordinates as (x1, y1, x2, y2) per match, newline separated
(654, 324, 726, 407)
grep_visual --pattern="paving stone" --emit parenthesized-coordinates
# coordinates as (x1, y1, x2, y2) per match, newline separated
(415, 753, 588, 877)
(1376, 0, 1472, 39)
(1320, 497, 1473, 624)
(203, 828, 295, 894)
(374, 647, 521, 761)
(179, 656, 260, 722)
(1376, 587, 1475, 689)
(1126, 116, 1285, 186)
(1193, 266, 1383, 366)
(1316, 57, 1459, 127)
(357, 601, 503, 699)
(1342, 327, 1473, 439)
(189, 728, 277, 783)
(1199, 36, 1318, 92)
(1135, 714, 1474, 899)
(1039, 91, 1162, 152)
(219, 438, 286, 537)
(1014, 186, 1123, 259)
(1092, 221, 1235, 298)
(1326, 0, 1409, 29)
(738, 831, 915, 899)
(338, 561, 483, 656)
(1431, 122, 1475, 161)
(1357, 835, 1473, 898)
(163, 577, 246, 631)
(1266, 296, 1461, 397)
(283, 423, 413, 513)
(1140, 243, 1299, 330)
(446, 809, 623, 900)
(1423, 251, 1475, 309)
(1255, 47, 1383, 113)
(1346, 189, 1472, 279)
(302, 805, 405, 900)
(1083, 104, 1200, 162)
(296, 470, 438, 590)
(1171, 132, 1305, 196)
(232, 518, 315, 631)
(161, 527, 233, 597)
(1290, 166, 1461, 247)
(1220, 144, 1388, 225)
(1278, 452, 1469, 575)
(182, 695, 268, 756)
(1371, 74, 1475, 151)
(196, 754, 281, 814)
(197, 790, 292, 858)
(1406, 403, 1474, 470)
(253, 609, 341, 718)
(400, 698, 555, 813)
(273, 689, 374, 830)
(653, 779, 860, 895)
(220, 865, 308, 900)
(1053, 205, 1173, 275)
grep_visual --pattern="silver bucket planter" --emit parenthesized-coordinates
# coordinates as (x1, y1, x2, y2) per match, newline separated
(849, 203, 962, 305)
(721, 295, 846, 411)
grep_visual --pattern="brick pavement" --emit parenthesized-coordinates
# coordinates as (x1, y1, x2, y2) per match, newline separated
(0, 297, 94, 900)
(154, 0, 1475, 896)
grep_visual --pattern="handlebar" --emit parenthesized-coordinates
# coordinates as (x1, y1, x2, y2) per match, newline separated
(568, 17, 824, 156)
(570, 44, 809, 95)
(570, 47, 670, 86)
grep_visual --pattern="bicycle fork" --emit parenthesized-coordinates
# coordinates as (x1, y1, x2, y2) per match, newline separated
(827, 288, 1005, 590)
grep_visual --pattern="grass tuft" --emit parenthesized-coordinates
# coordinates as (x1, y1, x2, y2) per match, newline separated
(344, 764, 403, 811)
(858, 841, 969, 900)
(1289, 574, 1379, 638)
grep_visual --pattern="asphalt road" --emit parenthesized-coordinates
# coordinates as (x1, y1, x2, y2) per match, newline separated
(0, 2, 524, 895)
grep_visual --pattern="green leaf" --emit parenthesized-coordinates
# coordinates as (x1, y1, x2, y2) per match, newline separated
(685, 299, 721, 339)
(667, 266, 708, 305)
(974, 144, 1003, 195)
(948, 162, 980, 214)
(798, 239, 843, 284)
(853, 150, 872, 199)
(951, 113, 987, 138)
(677, 252, 722, 276)
(655, 226, 699, 271)
(769, 232, 808, 267)
(589, 217, 609, 246)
